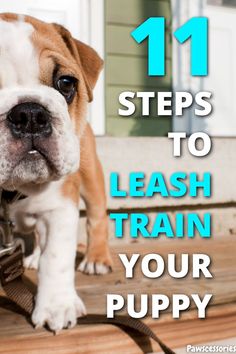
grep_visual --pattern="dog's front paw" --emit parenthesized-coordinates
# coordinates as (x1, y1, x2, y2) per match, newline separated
(78, 248, 113, 275)
(32, 290, 86, 332)
(78, 257, 112, 275)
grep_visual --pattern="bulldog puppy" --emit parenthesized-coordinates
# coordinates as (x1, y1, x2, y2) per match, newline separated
(0, 13, 112, 331)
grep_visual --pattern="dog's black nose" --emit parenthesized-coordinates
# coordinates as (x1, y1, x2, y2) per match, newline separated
(7, 102, 52, 138)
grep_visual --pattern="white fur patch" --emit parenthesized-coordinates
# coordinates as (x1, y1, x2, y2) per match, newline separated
(24, 245, 41, 270)
(11, 181, 86, 331)
(0, 20, 39, 87)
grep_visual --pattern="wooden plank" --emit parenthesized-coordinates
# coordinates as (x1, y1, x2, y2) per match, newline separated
(0, 305, 235, 354)
(0, 237, 235, 354)
(151, 312, 236, 352)
(106, 56, 171, 87)
(106, 24, 172, 59)
(175, 338, 236, 354)
(74, 237, 236, 316)
(106, 0, 171, 26)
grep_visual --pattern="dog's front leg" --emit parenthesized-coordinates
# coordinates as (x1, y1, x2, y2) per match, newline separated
(78, 124, 113, 275)
(32, 202, 86, 332)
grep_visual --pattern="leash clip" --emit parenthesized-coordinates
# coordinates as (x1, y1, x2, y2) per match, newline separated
(0, 245, 24, 286)
(0, 188, 24, 257)
(0, 236, 25, 258)
(0, 189, 25, 285)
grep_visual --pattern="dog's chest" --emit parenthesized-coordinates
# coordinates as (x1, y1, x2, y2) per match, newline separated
(7, 182, 65, 233)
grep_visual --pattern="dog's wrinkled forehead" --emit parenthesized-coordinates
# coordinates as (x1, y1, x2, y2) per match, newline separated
(0, 13, 104, 105)
(0, 19, 39, 88)
(0, 13, 104, 188)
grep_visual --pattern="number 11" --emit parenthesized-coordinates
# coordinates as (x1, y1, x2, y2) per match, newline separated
(131, 17, 208, 77)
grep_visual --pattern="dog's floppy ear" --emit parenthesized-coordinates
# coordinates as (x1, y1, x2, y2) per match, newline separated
(53, 23, 103, 102)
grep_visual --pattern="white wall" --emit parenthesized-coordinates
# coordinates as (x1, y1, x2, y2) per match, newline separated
(172, 0, 236, 137)
(79, 136, 236, 243)
(78, 136, 236, 210)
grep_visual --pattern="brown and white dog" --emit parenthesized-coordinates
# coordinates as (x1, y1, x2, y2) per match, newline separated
(0, 13, 112, 331)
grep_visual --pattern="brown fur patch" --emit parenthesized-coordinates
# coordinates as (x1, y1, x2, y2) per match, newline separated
(62, 172, 80, 204)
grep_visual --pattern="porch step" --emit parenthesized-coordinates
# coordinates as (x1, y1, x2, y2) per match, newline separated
(0, 236, 235, 353)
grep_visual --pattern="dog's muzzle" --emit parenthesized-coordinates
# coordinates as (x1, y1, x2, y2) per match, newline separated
(0, 86, 80, 188)
(7, 102, 52, 139)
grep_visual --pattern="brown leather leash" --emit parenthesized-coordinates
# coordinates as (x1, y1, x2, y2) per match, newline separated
(0, 191, 175, 354)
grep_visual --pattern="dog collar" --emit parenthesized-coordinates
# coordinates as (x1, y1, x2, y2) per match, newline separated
(0, 189, 27, 256)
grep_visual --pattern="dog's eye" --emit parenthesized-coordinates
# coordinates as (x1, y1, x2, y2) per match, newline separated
(56, 76, 77, 103)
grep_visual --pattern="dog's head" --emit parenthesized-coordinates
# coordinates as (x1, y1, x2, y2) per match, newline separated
(0, 13, 103, 190)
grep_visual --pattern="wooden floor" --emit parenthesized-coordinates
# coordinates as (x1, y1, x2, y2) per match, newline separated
(0, 237, 236, 353)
